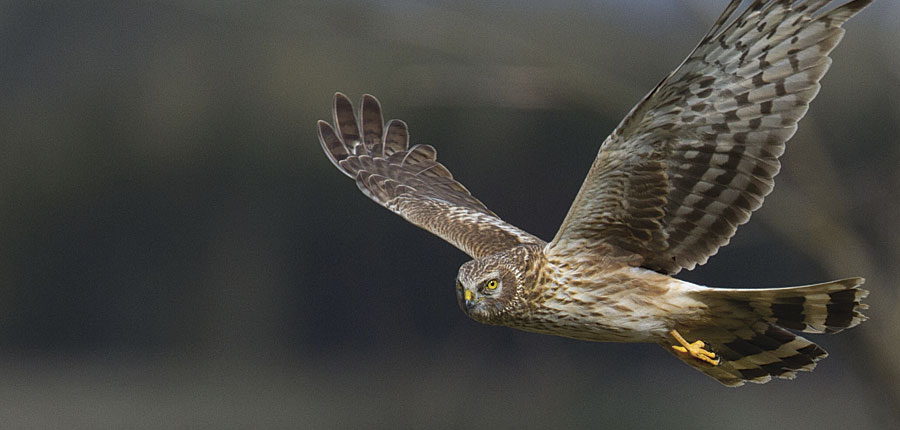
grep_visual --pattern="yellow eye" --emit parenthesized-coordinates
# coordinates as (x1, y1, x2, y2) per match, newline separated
(457, 281, 463, 290)
(486, 279, 499, 290)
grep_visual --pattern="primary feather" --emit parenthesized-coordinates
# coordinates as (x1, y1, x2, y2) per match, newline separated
(547, 0, 873, 274)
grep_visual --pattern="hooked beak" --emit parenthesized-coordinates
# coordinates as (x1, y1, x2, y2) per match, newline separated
(464, 289, 475, 313)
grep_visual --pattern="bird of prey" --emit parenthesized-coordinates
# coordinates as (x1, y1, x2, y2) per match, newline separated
(316, 0, 871, 386)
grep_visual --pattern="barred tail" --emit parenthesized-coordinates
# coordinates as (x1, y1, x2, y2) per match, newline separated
(663, 278, 868, 386)
(709, 277, 869, 334)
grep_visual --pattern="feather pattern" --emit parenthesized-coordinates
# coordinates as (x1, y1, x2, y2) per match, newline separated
(547, 0, 872, 274)
(318, 93, 542, 258)
(668, 277, 868, 386)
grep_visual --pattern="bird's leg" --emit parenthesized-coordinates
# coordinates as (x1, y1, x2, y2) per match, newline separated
(670, 329, 720, 365)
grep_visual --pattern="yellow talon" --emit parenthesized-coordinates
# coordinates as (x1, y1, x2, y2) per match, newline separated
(670, 329, 720, 366)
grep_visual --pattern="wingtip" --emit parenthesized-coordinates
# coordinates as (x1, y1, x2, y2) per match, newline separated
(824, 0, 874, 21)
(361, 93, 380, 104)
(360, 94, 384, 121)
(317, 119, 355, 178)
(333, 92, 352, 112)
(842, 0, 874, 13)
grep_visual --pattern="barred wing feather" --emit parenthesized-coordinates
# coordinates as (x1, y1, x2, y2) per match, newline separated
(318, 93, 542, 259)
(547, 0, 871, 274)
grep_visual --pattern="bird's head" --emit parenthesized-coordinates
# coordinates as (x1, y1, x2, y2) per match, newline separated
(455, 245, 539, 324)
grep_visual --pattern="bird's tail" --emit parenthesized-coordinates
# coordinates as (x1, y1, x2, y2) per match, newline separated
(661, 278, 868, 386)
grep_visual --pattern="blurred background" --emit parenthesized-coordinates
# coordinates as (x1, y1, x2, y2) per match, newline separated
(2, 0, 899, 428)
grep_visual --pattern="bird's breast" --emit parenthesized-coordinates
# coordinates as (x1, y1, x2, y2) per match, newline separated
(505, 263, 703, 343)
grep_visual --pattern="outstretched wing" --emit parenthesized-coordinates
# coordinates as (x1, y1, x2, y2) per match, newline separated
(318, 93, 542, 258)
(547, 0, 871, 274)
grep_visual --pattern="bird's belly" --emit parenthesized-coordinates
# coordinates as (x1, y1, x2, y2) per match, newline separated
(508, 268, 707, 343)
(508, 300, 670, 343)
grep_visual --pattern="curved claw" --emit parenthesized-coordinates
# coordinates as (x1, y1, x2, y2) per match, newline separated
(670, 329, 720, 366)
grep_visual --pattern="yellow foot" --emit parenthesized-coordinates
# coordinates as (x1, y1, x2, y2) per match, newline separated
(670, 329, 720, 365)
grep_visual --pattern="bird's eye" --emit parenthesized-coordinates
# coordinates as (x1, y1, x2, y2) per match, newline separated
(486, 279, 499, 290)
(457, 281, 463, 290)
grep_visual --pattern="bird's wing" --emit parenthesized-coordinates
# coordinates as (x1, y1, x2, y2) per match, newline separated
(546, 0, 870, 273)
(319, 93, 542, 259)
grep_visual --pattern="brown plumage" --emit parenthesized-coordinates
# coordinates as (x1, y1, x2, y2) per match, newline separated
(316, 0, 871, 386)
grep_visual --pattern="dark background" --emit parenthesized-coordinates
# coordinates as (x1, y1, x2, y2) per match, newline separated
(2, 1, 899, 428)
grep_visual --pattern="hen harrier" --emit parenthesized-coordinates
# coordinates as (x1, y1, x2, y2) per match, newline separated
(316, 0, 870, 386)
